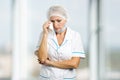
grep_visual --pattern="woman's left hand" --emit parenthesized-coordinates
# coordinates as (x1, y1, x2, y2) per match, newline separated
(38, 58, 52, 66)
(44, 59, 51, 66)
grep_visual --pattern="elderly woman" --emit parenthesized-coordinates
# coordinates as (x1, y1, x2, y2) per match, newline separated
(35, 5, 85, 80)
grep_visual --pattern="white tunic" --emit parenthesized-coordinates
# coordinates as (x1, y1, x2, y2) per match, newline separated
(36, 27, 85, 80)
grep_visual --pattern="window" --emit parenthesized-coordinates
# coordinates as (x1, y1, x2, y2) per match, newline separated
(100, 0, 120, 79)
(3, 0, 118, 80)
(0, 0, 12, 80)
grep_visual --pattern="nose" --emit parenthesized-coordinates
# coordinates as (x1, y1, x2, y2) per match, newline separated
(53, 21, 58, 27)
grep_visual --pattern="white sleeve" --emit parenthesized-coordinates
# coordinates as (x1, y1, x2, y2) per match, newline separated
(72, 32, 85, 58)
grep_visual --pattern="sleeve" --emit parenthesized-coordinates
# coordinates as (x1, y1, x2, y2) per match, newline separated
(71, 32, 85, 58)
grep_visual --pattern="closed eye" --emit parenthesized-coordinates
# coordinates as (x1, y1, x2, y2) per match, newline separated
(51, 20, 55, 23)
(57, 20, 62, 22)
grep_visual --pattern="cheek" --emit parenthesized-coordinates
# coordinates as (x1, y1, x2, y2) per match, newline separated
(59, 23, 64, 26)
(60, 22, 66, 27)
(55, 23, 63, 28)
(60, 21, 66, 27)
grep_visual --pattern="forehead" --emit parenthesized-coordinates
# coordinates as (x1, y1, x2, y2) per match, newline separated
(50, 16, 65, 20)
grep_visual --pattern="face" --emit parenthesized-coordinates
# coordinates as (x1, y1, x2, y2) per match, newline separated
(50, 16, 67, 32)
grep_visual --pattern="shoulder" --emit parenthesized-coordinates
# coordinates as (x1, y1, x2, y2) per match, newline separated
(68, 27, 81, 38)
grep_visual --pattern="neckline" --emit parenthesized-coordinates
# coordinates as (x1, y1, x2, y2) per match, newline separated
(53, 28, 68, 47)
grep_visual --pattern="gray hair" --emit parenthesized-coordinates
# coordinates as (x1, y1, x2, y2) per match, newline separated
(47, 5, 68, 20)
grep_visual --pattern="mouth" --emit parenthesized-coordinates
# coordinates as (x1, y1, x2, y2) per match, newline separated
(54, 28, 60, 30)
(54, 27, 67, 34)
(55, 28, 61, 32)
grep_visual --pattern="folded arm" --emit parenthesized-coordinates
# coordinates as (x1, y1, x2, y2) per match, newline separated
(40, 57, 80, 69)
(37, 34, 48, 63)
(36, 21, 51, 63)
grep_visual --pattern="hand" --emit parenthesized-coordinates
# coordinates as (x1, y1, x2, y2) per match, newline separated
(38, 58, 52, 66)
(38, 59, 44, 64)
(44, 59, 52, 66)
(43, 21, 51, 34)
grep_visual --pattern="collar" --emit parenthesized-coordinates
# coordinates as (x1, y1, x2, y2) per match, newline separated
(48, 27, 72, 48)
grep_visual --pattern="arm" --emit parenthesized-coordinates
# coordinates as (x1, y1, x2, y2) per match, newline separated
(38, 34, 48, 63)
(37, 21, 51, 63)
(44, 57, 80, 69)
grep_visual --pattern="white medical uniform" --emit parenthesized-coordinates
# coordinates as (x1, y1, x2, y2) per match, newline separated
(36, 27, 85, 80)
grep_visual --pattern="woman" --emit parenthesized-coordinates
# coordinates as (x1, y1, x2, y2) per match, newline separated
(35, 5, 85, 80)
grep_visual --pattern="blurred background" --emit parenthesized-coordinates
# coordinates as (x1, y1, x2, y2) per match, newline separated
(0, 0, 120, 80)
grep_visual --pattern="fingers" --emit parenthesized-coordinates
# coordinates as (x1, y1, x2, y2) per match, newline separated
(37, 59, 40, 62)
(37, 58, 50, 65)
(43, 21, 51, 34)
(37, 59, 43, 64)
